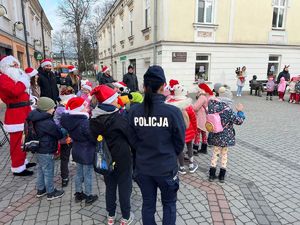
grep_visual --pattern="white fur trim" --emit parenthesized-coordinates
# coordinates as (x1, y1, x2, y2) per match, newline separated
(27, 69, 38, 77)
(69, 67, 77, 72)
(103, 67, 110, 73)
(68, 105, 84, 112)
(4, 123, 24, 133)
(41, 61, 52, 68)
(103, 92, 119, 104)
(166, 97, 193, 110)
(82, 84, 92, 91)
(0, 56, 20, 69)
(68, 111, 89, 118)
(11, 163, 26, 173)
(18, 76, 30, 88)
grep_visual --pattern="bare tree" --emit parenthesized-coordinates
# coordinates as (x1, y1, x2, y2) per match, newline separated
(58, 0, 95, 69)
(53, 31, 73, 64)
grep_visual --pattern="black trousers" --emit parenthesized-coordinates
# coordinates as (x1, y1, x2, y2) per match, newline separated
(267, 92, 273, 97)
(104, 167, 132, 220)
(60, 143, 72, 179)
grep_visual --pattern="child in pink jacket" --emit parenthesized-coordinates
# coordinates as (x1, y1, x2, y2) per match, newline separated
(278, 77, 287, 101)
(193, 83, 214, 154)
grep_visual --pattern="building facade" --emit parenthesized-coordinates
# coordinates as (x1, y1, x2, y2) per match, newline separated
(97, 0, 300, 91)
(0, 0, 52, 69)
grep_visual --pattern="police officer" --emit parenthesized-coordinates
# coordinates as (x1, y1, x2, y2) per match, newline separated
(128, 66, 186, 225)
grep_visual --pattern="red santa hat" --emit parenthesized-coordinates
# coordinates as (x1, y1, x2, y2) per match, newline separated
(169, 79, 179, 90)
(68, 65, 77, 73)
(91, 85, 119, 104)
(40, 58, 52, 68)
(102, 66, 110, 73)
(82, 81, 93, 91)
(0, 55, 20, 68)
(25, 67, 38, 77)
(66, 97, 85, 113)
(198, 83, 213, 96)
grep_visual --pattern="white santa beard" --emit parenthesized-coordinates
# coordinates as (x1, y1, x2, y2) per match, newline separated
(2, 67, 24, 82)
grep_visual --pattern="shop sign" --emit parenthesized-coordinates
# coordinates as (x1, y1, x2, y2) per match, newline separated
(172, 52, 187, 62)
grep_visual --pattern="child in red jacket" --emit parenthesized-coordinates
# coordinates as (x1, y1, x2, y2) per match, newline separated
(166, 82, 198, 175)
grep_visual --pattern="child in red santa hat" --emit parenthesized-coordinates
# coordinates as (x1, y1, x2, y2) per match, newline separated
(0, 55, 35, 176)
(193, 83, 214, 155)
(90, 85, 134, 224)
(166, 81, 198, 175)
(77, 81, 93, 113)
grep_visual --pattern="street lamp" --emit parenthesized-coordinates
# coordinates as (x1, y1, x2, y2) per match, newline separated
(13, 21, 24, 36)
(0, 4, 7, 17)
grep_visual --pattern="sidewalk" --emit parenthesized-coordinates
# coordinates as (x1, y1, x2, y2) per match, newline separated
(0, 94, 300, 225)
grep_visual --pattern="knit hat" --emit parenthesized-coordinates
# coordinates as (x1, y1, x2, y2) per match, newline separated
(40, 59, 52, 68)
(102, 66, 110, 73)
(37, 97, 56, 111)
(198, 83, 213, 96)
(91, 85, 119, 104)
(68, 65, 77, 73)
(65, 97, 85, 112)
(144, 65, 166, 85)
(129, 92, 143, 103)
(213, 83, 223, 94)
(218, 87, 233, 100)
(25, 67, 38, 77)
(82, 81, 93, 91)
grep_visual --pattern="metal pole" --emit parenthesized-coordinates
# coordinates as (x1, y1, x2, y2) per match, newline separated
(153, 0, 158, 65)
(21, 0, 30, 67)
(41, 10, 46, 58)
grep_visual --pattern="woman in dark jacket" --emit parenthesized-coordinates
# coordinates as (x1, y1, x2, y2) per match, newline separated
(90, 85, 134, 225)
(38, 67, 60, 103)
(127, 66, 186, 225)
(60, 97, 98, 205)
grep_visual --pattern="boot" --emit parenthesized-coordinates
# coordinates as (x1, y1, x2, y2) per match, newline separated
(209, 167, 216, 182)
(270, 96, 273, 101)
(13, 169, 33, 176)
(266, 96, 268, 100)
(218, 168, 226, 183)
(193, 144, 199, 155)
(74, 192, 87, 203)
(198, 143, 208, 154)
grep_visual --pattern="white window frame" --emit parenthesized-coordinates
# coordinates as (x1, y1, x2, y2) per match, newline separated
(129, 10, 133, 36)
(195, 53, 211, 81)
(196, 0, 215, 24)
(272, 0, 287, 29)
(144, 0, 151, 29)
(268, 55, 281, 77)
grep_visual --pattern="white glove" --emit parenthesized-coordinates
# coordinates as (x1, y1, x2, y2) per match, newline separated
(18, 76, 30, 89)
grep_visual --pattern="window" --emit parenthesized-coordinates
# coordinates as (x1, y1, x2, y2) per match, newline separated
(195, 53, 210, 81)
(272, 0, 286, 29)
(267, 55, 281, 78)
(197, 0, 214, 23)
(145, 0, 150, 28)
(129, 10, 133, 36)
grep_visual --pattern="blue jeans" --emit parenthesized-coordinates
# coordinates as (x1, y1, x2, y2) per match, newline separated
(75, 164, 93, 196)
(237, 85, 243, 96)
(36, 153, 55, 194)
(104, 167, 132, 220)
(136, 171, 179, 225)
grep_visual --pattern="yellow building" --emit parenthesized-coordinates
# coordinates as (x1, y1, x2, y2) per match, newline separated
(97, 0, 300, 90)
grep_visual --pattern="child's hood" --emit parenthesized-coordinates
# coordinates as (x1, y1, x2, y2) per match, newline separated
(208, 99, 230, 114)
(28, 109, 52, 122)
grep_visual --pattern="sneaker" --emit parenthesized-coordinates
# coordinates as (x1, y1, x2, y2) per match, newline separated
(107, 214, 116, 225)
(85, 194, 98, 205)
(36, 188, 47, 198)
(178, 167, 187, 175)
(120, 212, 134, 225)
(74, 192, 87, 203)
(188, 164, 199, 173)
(47, 189, 64, 201)
(62, 178, 69, 187)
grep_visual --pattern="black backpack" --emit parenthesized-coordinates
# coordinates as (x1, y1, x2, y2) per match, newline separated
(94, 135, 115, 175)
(22, 119, 39, 153)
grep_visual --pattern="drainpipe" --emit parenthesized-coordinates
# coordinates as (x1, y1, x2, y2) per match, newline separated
(109, 15, 113, 78)
(21, 0, 30, 67)
(153, 0, 158, 65)
(41, 10, 46, 58)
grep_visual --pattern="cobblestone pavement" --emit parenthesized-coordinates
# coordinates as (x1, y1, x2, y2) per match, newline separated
(0, 94, 300, 225)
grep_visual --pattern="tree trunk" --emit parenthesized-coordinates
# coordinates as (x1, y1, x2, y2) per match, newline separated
(76, 25, 81, 68)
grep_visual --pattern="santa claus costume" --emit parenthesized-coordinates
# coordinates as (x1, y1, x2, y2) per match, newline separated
(0, 55, 35, 176)
(166, 81, 198, 175)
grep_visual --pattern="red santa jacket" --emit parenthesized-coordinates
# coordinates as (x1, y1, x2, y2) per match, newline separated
(185, 105, 197, 143)
(0, 73, 31, 132)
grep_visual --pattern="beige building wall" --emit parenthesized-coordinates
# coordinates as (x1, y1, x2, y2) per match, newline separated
(285, 0, 300, 45)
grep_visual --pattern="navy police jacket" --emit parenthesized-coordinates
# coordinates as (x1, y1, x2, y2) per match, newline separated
(128, 94, 186, 176)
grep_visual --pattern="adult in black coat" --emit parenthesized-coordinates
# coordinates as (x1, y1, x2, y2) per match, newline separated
(99, 66, 116, 84)
(277, 65, 290, 83)
(38, 65, 60, 103)
(123, 65, 139, 92)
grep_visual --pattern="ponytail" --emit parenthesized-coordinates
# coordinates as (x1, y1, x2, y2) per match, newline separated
(144, 81, 164, 117)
